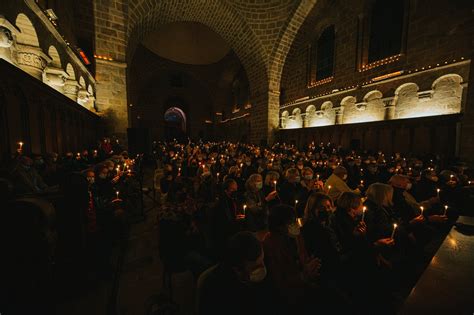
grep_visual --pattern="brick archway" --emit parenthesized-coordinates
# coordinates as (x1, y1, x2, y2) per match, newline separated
(93, 0, 317, 143)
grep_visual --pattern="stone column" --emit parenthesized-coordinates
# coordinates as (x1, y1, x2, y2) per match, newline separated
(335, 107, 344, 125)
(64, 78, 80, 101)
(384, 99, 396, 120)
(16, 44, 51, 80)
(43, 66, 68, 93)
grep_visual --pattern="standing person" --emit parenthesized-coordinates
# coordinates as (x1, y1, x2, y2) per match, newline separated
(243, 174, 268, 232)
(211, 179, 241, 259)
(279, 168, 301, 207)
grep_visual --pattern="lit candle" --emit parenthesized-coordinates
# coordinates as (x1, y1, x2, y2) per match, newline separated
(391, 223, 398, 239)
(360, 180, 364, 186)
(116, 191, 119, 199)
(18, 141, 24, 150)
(316, 174, 320, 181)
(361, 206, 367, 222)
(420, 206, 424, 215)
(444, 205, 448, 216)
(178, 167, 181, 176)
(273, 180, 277, 191)
(450, 174, 454, 180)
(297, 217, 303, 228)
(436, 188, 440, 199)
(243, 204, 247, 217)
(327, 185, 332, 193)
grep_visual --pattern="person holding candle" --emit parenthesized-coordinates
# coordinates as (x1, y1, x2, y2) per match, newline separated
(324, 166, 360, 203)
(279, 167, 302, 207)
(210, 179, 241, 259)
(331, 192, 380, 310)
(300, 192, 340, 286)
(262, 171, 281, 209)
(295, 167, 323, 217)
(243, 174, 269, 232)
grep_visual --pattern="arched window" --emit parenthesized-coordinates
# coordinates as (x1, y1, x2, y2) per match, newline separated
(368, 0, 405, 62)
(316, 26, 335, 80)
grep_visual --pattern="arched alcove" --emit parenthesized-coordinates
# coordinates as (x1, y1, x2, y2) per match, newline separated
(47, 46, 61, 68)
(15, 13, 39, 46)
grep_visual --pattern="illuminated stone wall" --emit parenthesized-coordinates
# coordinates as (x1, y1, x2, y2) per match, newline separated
(0, 1, 96, 111)
(280, 63, 469, 128)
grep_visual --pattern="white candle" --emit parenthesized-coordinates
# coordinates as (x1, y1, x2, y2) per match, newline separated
(243, 204, 247, 217)
(273, 180, 277, 191)
(360, 180, 364, 186)
(18, 142, 23, 150)
(116, 191, 119, 199)
(391, 223, 398, 239)
(327, 185, 332, 193)
(436, 188, 440, 199)
(361, 206, 367, 222)
(444, 205, 448, 216)
(420, 206, 424, 215)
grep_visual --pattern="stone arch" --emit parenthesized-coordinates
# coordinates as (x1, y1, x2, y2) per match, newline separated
(268, 0, 318, 91)
(340, 96, 357, 107)
(47, 45, 61, 68)
(431, 74, 463, 114)
(79, 76, 86, 88)
(87, 84, 94, 95)
(15, 13, 39, 46)
(66, 63, 76, 80)
(320, 101, 333, 111)
(432, 74, 463, 95)
(363, 90, 383, 102)
(127, 1, 269, 96)
(306, 104, 316, 115)
(394, 82, 420, 119)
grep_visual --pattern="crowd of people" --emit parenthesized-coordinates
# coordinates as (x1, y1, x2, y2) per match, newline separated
(152, 140, 473, 314)
(0, 138, 142, 314)
(1, 138, 473, 314)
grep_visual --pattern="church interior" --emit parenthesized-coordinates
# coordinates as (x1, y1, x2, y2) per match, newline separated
(1, 0, 473, 314)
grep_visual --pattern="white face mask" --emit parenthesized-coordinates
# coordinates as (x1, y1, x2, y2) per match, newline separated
(249, 265, 267, 283)
(406, 183, 412, 190)
(342, 174, 348, 180)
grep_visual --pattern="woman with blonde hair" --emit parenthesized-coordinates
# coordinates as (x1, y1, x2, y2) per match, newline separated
(364, 183, 396, 266)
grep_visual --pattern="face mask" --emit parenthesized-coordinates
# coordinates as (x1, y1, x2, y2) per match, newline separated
(430, 176, 439, 182)
(249, 266, 267, 283)
(297, 165, 303, 170)
(304, 175, 313, 180)
(202, 171, 211, 177)
(108, 166, 114, 171)
(406, 183, 412, 190)
(87, 177, 95, 185)
(246, 161, 251, 166)
(99, 173, 107, 179)
(256, 182, 263, 190)
(342, 174, 348, 180)
(294, 176, 301, 183)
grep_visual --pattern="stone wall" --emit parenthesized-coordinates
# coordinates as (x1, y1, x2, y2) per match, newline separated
(279, 0, 473, 161)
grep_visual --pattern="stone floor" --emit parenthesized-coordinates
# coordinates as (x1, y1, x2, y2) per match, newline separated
(57, 166, 195, 315)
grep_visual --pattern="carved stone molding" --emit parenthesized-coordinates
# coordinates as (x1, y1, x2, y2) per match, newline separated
(43, 66, 68, 92)
(0, 26, 13, 48)
(16, 44, 51, 80)
(77, 88, 90, 106)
